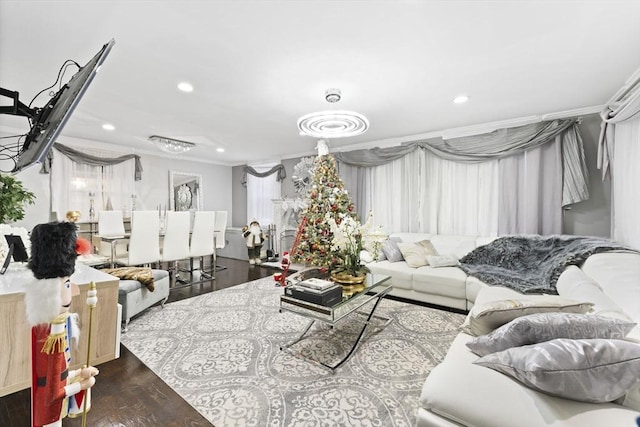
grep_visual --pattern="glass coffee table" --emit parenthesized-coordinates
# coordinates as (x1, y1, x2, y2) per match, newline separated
(279, 273, 391, 372)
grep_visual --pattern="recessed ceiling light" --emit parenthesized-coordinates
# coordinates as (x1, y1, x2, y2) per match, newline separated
(102, 123, 115, 131)
(453, 95, 469, 104)
(177, 82, 194, 92)
(216, 148, 225, 153)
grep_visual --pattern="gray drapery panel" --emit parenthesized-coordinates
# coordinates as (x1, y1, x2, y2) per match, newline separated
(241, 164, 286, 187)
(598, 72, 640, 179)
(42, 143, 143, 180)
(560, 126, 589, 205)
(335, 119, 588, 206)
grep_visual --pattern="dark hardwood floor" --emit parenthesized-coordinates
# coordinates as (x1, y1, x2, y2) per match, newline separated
(0, 257, 275, 427)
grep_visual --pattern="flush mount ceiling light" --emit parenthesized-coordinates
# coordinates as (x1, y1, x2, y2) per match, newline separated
(297, 110, 369, 138)
(298, 88, 369, 138)
(453, 95, 469, 104)
(149, 135, 196, 154)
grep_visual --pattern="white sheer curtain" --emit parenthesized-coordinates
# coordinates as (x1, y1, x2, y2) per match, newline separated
(422, 151, 498, 235)
(498, 140, 563, 235)
(342, 142, 564, 236)
(611, 118, 640, 249)
(50, 147, 135, 221)
(353, 150, 499, 235)
(246, 162, 281, 226)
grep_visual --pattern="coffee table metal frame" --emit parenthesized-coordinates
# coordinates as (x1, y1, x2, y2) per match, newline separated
(279, 274, 392, 372)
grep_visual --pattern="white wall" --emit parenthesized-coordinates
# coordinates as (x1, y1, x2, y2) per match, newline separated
(2, 136, 233, 231)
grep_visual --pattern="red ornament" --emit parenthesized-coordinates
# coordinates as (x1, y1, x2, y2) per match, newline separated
(348, 205, 354, 211)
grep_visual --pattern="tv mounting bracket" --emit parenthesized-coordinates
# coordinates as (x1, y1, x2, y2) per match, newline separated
(0, 87, 37, 119)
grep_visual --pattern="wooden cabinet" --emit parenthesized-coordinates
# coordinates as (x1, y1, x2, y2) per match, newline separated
(0, 264, 119, 397)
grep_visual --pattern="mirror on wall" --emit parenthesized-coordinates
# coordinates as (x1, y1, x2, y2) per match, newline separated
(169, 171, 203, 211)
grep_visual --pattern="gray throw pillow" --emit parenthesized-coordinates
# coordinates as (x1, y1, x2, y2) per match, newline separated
(381, 237, 403, 262)
(467, 312, 636, 356)
(474, 338, 640, 403)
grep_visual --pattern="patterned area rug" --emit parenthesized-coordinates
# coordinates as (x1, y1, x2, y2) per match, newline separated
(121, 277, 466, 426)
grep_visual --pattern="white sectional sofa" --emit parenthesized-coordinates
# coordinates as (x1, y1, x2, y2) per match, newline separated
(366, 233, 640, 425)
(366, 233, 496, 310)
(417, 251, 640, 426)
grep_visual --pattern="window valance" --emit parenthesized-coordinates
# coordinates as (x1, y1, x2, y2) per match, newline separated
(241, 164, 286, 187)
(42, 143, 143, 180)
(334, 119, 588, 206)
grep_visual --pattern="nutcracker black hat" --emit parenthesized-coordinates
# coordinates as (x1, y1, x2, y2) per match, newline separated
(28, 221, 78, 279)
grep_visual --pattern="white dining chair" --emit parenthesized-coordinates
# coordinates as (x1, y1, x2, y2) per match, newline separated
(213, 210, 228, 271)
(160, 211, 191, 287)
(189, 211, 216, 280)
(114, 210, 161, 267)
(94, 210, 127, 262)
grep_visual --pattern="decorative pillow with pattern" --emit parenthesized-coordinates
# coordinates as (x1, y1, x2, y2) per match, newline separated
(460, 296, 593, 336)
(381, 237, 403, 262)
(474, 338, 640, 403)
(467, 312, 636, 356)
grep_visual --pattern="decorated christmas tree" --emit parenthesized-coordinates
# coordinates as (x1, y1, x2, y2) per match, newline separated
(291, 152, 358, 270)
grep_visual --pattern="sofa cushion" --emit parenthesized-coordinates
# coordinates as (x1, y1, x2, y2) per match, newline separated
(412, 266, 467, 299)
(461, 290, 593, 336)
(420, 358, 640, 427)
(366, 260, 414, 290)
(557, 265, 639, 342)
(474, 338, 640, 403)
(430, 235, 479, 259)
(581, 252, 640, 326)
(465, 276, 488, 307)
(466, 312, 636, 356)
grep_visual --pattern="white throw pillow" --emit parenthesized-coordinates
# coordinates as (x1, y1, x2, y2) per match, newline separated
(426, 254, 459, 268)
(397, 242, 428, 268)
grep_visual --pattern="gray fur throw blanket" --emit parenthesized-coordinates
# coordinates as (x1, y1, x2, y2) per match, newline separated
(458, 235, 636, 295)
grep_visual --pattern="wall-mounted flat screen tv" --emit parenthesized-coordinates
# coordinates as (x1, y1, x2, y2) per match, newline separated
(12, 39, 115, 173)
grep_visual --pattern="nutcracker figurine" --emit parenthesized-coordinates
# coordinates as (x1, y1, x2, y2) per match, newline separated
(23, 221, 98, 427)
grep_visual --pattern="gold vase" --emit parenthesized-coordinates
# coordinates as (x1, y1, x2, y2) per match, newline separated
(66, 210, 81, 222)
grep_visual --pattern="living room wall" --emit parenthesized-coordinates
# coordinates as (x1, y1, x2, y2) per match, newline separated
(232, 114, 611, 237)
(5, 135, 233, 231)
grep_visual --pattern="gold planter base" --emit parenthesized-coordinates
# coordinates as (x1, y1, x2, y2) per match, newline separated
(330, 272, 366, 286)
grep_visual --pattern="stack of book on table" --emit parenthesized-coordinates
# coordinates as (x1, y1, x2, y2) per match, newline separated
(284, 277, 343, 307)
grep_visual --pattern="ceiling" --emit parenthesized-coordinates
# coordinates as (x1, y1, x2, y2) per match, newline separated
(1, 1, 639, 167)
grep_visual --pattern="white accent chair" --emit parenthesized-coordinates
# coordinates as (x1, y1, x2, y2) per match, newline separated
(214, 210, 228, 271)
(160, 211, 191, 287)
(189, 211, 216, 281)
(114, 210, 161, 267)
